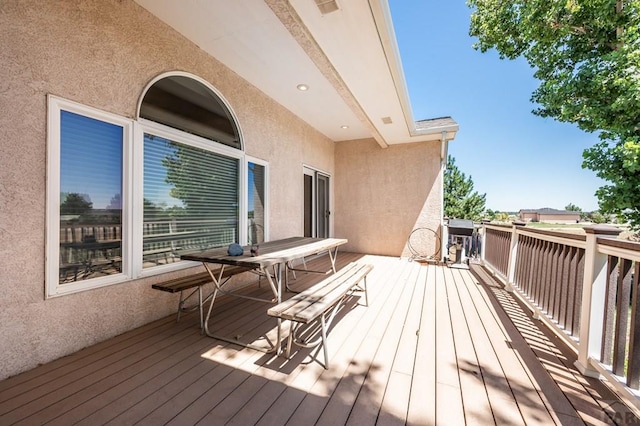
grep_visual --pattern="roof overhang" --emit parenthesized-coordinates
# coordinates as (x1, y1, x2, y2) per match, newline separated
(134, 0, 458, 147)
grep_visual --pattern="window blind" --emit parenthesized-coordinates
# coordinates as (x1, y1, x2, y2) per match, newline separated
(143, 133, 239, 266)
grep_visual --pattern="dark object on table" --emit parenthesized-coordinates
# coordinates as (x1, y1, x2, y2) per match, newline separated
(227, 243, 243, 256)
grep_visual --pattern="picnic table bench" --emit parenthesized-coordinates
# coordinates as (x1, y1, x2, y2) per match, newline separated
(267, 261, 373, 368)
(152, 265, 250, 330)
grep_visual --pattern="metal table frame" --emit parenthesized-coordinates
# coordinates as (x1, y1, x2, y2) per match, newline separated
(181, 237, 347, 354)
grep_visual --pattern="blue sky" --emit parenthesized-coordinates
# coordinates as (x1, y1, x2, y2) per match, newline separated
(388, 1, 605, 212)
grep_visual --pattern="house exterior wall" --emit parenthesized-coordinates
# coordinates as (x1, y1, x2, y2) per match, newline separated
(0, 0, 335, 380)
(519, 212, 581, 223)
(538, 214, 581, 223)
(520, 212, 538, 222)
(334, 138, 442, 257)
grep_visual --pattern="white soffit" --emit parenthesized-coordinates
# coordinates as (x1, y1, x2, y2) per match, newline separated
(290, 0, 412, 143)
(133, 0, 452, 144)
(134, 0, 369, 142)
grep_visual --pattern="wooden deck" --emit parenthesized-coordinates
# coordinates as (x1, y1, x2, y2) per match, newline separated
(0, 253, 634, 425)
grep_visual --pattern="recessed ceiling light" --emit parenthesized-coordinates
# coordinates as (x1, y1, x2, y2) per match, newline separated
(341, 125, 349, 129)
(297, 84, 309, 91)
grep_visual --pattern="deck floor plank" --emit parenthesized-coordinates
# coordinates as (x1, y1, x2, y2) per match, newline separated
(48, 332, 214, 425)
(0, 253, 634, 426)
(377, 263, 425, 425)
(458, 266, 560, 425)
(434, 265, 466, 426)
(344, 258, 419, 425)
(469, 265, 615, 425)
(30, 329, 207, 425)
(287, 257, 414, 425)
(407, 262, 437, 426)
(444, 265, 495, 426)
(2, 322, 201, 425)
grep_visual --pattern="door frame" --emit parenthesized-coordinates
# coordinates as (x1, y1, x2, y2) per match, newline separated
(303, 165, 331, 238)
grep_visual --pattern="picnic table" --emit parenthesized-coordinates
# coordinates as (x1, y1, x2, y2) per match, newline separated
(181, 236, 347, 353)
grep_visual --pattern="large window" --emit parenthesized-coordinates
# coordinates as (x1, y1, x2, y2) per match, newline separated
(46, 73, 267, 297)
(47, 96, 132, 296)
(142, 133, 239, 268)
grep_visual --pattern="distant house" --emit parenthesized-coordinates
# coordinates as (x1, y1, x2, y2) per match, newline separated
(519, 208, 581, 223)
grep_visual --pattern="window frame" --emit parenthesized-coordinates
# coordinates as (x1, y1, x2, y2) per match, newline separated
(46, 85, 269, 296)
(245, 155, 270, 244)
(46, 95, 134, 298)
(134, 118, 247, 278)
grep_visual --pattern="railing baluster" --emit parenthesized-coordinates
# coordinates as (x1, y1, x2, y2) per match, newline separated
(613, 258, 633, 376)
(627, 262, 640, 389)
(555, 245, 568, 325)
(573, 248, 585, 337)
(533, 239, 545, 306)
(517, 235, 526, 293)
(523, 236, 534, 296)
(539, 241, 549, 312)
(601, 256, 620, 365)
(547, 242, 556, 313)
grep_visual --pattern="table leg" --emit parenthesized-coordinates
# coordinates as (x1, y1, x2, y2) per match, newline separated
(328, 246, 340, 273)
(201, 262, 279, 353)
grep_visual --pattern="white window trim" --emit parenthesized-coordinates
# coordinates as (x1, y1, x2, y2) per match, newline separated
(135, 119, 247, 279)
(47, 82, 270, 296)
(46, 95, 134, 298)
(245, 155, 270, 244)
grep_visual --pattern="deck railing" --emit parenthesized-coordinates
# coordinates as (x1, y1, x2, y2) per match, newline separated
(482, 223, 640, 408)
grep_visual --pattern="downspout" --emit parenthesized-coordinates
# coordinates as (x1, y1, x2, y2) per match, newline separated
(440, 131, 449, 262)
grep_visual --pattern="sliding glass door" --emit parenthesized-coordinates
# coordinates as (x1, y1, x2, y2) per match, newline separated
(303, 167, 330, 238)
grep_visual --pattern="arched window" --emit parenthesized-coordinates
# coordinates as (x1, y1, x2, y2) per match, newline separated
(138, 74, 244, 269)
(139, 75, 241, 150)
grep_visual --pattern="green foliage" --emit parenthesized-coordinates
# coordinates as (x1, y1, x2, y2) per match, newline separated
(565, 202, 589, 220)
(60, 192, 93, 216)
(444, 155, 487, 221)
(590, 211, 607, 223)
(495, 212, 511, 222)
(483, 209, 510, 221)
(468, 0, 640, 228)
(583, 138, 640, 226)
(564, 203, 582, 212)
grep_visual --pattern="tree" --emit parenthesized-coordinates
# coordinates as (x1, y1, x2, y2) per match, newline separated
(60, 192, 93, 216)
(590, 211, 607, 224)
(565, 202, 587, 220)
(444, 155, 487, 221)
(468, 0, 640, 228)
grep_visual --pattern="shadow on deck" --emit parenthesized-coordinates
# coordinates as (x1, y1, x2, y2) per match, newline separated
(0, 253, 635, 425)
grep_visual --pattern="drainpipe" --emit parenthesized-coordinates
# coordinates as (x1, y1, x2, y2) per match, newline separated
(440, 131, 448, 262)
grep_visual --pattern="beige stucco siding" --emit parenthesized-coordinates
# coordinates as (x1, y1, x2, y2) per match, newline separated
(0, 0, 334, 380)
(335, 138, 442, 257)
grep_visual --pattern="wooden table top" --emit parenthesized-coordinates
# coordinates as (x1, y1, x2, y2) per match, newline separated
(180, 237, 347, 269)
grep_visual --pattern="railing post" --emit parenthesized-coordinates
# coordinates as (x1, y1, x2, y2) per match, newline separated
(505, 221, 526, 292)
(442, 219, 449, 263)
(575, 225, 622, 377)
(480, 221, 487, 263)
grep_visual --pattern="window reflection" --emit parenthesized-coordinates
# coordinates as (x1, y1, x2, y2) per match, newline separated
(248, 162, 265, 245)
(142, 133, 239, 267)
(58, 111, 123, 283)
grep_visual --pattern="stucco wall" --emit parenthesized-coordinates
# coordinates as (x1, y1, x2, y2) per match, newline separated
(334, 138, 442, 257)
(0, 0, 334, 380)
